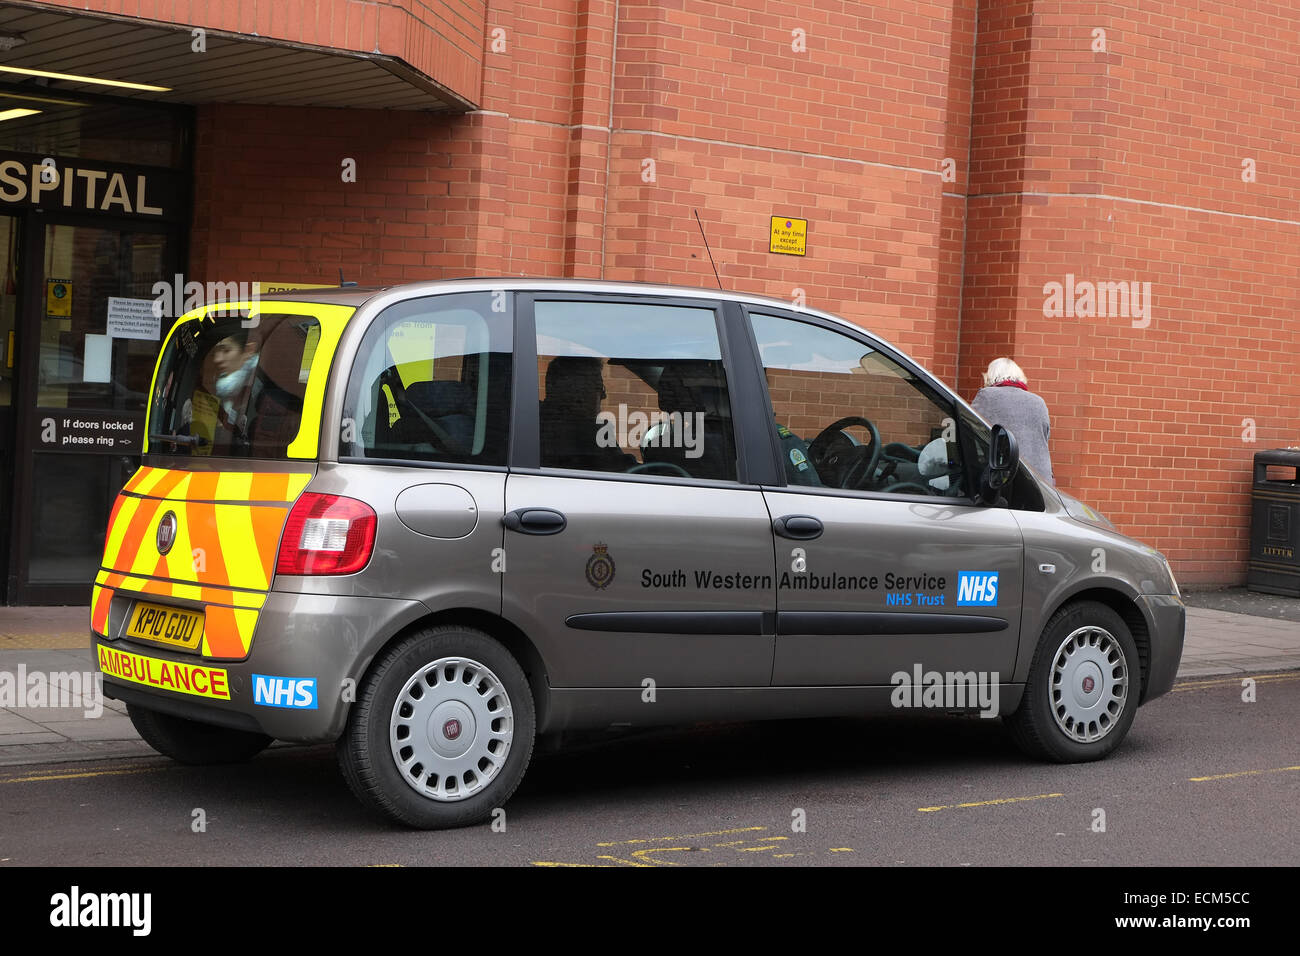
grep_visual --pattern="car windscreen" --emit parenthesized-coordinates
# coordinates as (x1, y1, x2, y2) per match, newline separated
(148, 310, 330, 459)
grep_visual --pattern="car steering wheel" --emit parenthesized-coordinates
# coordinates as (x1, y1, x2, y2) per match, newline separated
(808, 416, 881, 489)
(883, 481, 935, 496)
(626, 461, 692, 477)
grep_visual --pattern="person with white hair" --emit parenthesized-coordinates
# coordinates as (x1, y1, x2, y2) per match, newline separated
(971, 357, 1054, 486)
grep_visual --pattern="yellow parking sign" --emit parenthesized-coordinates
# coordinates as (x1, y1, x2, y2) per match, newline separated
(769, 217, 807, 256)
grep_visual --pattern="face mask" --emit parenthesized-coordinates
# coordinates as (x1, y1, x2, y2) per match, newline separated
(214, 355, 256, 401)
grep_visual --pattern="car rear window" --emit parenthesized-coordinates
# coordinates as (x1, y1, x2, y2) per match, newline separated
(148, 310, 330, 459)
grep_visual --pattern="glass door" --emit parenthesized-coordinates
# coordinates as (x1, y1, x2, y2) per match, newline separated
(9, 215, 179, 605)
(0, 216, 17, 601)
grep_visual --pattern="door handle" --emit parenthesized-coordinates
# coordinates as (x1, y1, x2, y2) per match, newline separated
(773, 514, 823, 540)
(503, 508, 567, 535)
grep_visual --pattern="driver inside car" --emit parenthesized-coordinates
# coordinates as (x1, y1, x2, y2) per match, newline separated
(539, 356, 637, 472)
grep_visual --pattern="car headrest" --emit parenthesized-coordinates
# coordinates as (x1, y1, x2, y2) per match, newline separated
(656, 367, 729, 418)
(405, 380, 474, 416)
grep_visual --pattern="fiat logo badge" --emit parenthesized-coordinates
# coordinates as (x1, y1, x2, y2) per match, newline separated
(1082, 676, 1096, 694)
(443, 718, 462, 740)
(156, 511, 178, 556)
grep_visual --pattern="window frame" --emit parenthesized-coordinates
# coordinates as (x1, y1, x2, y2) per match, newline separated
(511, 291, 767, 490)
(739, 305, 987, 506)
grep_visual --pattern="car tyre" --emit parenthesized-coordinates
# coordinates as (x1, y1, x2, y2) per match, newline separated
(127, 703, 272, 764)
(337, 625, 535, 829)
(1006, 600, 1141, 762)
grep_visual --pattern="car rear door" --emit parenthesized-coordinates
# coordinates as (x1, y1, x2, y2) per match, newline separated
(93, 302, 353, 662)
(500, 292, 777, 689)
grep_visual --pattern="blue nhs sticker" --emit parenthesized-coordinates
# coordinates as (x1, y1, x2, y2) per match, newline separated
(252, 674, 318, 709)
(957, 571, 999, 606)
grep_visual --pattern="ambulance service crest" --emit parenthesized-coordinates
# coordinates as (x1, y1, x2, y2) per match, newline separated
(586, 543, 615, 590)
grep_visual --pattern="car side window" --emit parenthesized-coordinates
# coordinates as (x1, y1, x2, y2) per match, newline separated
(343, 292, 512, 465)
(749, 312, 967, 498)
(534, 300, 739, 482)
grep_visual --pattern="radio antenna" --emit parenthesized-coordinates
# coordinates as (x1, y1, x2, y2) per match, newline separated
(694, 209, 724, 290)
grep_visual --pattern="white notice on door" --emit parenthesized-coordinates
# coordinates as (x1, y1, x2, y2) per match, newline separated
(106, 297, 161, 340)
(83, 333, 112, 383)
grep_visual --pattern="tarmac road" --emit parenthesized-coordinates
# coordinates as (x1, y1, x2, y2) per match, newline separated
(1, 670, 1297, 867)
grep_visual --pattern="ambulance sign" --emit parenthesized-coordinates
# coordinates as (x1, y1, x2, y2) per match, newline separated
(97, 645, 231, 700)
(769, 216, 808, 256)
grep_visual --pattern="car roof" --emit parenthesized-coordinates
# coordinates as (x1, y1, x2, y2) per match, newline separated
(254, 278, 965, 408)
(260, 277, 877, 342)
(250, 278, 985, 456)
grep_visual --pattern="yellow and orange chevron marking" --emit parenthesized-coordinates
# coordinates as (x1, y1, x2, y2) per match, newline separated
(97, 467, 312, 660)
(91, 584, 113, 635)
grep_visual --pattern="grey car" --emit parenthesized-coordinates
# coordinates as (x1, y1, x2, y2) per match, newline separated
(92, 279, 1185, 829)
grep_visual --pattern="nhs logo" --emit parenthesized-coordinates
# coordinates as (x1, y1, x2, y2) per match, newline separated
(957, 571, 999, 606)
(252, 674, 318, 709)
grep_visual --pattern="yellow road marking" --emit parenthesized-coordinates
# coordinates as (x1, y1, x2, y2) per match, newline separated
(532, 862, 605, 867)
(1189, 765, 1300, 782)
(829, 847, 855, 852)
(632, 847, 696, 865)
(918, 792, 1063, 812)
(0, 766, 163, 784)
(596, 854, 653, 867)
(1174, 673, 1300, 691)
(736, 845, 779, 852)
(596, 826, 766, 847)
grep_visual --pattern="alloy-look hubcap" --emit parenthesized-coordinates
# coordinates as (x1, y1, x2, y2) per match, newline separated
(389, 656, 514, 801)
(1049, 625, 1129, 744)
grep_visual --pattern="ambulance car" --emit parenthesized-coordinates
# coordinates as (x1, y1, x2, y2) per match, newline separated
(92, 279, 1185, 828)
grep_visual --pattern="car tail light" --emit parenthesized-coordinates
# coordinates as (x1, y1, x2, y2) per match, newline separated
(276, 493, 377, 576)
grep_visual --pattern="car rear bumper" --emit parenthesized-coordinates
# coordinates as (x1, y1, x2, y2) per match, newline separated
(97, 590, 428, 742)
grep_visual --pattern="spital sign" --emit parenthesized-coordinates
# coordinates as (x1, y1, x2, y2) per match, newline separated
(0, 151, 184, 222)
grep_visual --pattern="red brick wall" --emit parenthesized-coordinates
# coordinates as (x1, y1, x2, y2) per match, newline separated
(190, 104, 465, 284)
(961, 0, 1300, 584)
(181, 0, 1299, 585)
(601, 0, 964, 361)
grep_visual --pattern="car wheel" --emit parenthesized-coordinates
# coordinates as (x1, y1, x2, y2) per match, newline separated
(127, 703, 272, 764)
(1006, 600, 1141, 762)
(337, 625, 535, 829)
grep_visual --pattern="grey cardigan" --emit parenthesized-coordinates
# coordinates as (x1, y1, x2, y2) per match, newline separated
(970, 385, 1054, 486)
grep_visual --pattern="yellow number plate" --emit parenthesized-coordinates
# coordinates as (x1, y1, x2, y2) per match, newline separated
(126, 602, 204, 651)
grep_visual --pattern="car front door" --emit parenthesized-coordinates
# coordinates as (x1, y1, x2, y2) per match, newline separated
(501, 294, 777, 690)
(747, 309, 1023, 689)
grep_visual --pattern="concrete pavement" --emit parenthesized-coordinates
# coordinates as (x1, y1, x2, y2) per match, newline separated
(1, 592, 1297, 767)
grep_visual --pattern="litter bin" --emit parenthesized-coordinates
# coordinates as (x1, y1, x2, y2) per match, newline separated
(1248, 448, 1300, 597)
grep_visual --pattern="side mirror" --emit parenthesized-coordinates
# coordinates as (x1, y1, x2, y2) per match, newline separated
(979, 424, 1019, 504)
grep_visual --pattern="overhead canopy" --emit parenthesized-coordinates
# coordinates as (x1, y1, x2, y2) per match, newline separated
(0, 3, 473, 113)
